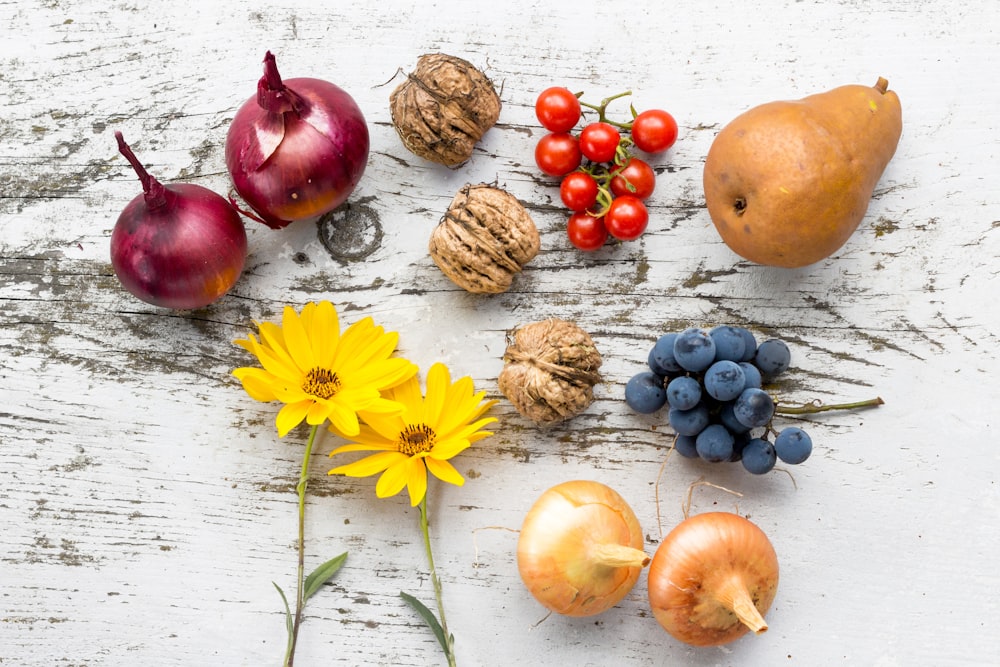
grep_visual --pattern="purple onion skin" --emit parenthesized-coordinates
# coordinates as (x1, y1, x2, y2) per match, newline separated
(111, 183, 247, 310)
(226, 54, 370, 230)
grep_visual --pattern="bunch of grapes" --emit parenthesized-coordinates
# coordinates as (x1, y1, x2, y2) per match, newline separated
(624, 326, 814, 475)
(533, 87, 678, 251)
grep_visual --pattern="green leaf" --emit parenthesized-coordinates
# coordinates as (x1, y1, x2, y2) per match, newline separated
(400, 591, 448, 654)
(303, 552, 348, 601)
(273, 581, 294, 659)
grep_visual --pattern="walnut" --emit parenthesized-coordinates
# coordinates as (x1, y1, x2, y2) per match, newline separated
(389, 53, 502, 167)
(498, 319, 603, 425)
(428, 184, 540, 294)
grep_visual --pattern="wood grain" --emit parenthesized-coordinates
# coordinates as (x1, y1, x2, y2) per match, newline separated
(3, 1, 999, 665)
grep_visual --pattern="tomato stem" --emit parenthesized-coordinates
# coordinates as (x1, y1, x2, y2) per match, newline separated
(579, 90, 634, 124)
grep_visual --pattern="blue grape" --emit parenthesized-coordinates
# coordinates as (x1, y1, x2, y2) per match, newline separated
(774, 427, 813, 464)
(733, 387, 775, 428)
(755, 338, 791, 376)
(624, 371, 667, 414)
(739, 362, 762, 389)
(718, 401, 751, 434)
(668, 402, 710, 436)
(648, 333, 681, 375)
(703, 360, 747, 401)
(735, 327, 758, 362)
(674, 434, 699, 458)
(666, 375, 701, 410)
(741, 438, 777, 474)
(708, 326, 746, 362)
(673, 328, 716, 372)
(695, 424, 735, 462)
(729, 431, 751, 462)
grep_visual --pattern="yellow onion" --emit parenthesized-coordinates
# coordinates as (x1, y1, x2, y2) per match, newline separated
(647, 511, 779, 646)
(517, 480, 649, 617)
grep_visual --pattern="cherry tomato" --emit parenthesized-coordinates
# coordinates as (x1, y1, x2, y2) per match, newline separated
(535, 132, 582, 177)
(631, 109, 678, 153)
(604, 195, 649, 241)
(535, 87, 582, 133)
(567, 212, 609, 251)
(560, 171, 600, 212)
(610, 157, 656, 200)
(579, 122, 621, 163)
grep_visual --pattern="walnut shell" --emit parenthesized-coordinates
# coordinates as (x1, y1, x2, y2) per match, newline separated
(498, 319, 603, 425)
(429, 184, 540, 294)
(389, 53, 502, 167)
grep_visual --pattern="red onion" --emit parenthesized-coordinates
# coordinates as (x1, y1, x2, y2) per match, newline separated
(110, 132, 247, 310)
(225, 51, 370, 229)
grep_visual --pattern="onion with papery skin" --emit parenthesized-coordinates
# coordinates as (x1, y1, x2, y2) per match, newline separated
(110, 132, 247, 310)
(517, 480, 650, 617)
(647, 511, 779, 647)
(225, 51, 370, 229)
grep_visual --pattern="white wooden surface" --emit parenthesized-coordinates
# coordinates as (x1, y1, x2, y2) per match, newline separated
(3, 1, 999, 665)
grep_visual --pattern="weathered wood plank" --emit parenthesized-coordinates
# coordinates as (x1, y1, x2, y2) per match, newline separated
(3, 1, 1000, 665)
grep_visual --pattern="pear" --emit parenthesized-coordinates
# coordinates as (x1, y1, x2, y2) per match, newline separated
(703, 77, 902, 268)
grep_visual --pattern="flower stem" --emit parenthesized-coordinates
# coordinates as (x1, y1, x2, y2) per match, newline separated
(775, 396, 884, 415)
(285, 424, 321, 667)
(419, 496, 457, 667)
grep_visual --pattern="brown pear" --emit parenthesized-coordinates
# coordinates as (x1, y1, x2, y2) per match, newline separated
(703, 78, 902, 268)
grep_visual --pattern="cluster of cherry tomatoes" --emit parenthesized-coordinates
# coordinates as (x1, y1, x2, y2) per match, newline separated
(533, 87, 678, 251)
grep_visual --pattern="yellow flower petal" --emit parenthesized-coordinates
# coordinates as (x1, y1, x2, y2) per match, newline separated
(375, 457, 414, 499)
(311, 301, 340, 370)
(426, 457, 465, 488)
(306, 399, 333, 426)
(465, 430, 495, 445)
(450, 417, 498, 442)
(430, 437, 471, 460)
(330, 451, 404, 477)
(276, 400, 311, 437)
(339, 323, 397, 373)
(422, 363, 449, 428)
(257, 321, 296, 370)
(271, 382, 309, 405)
(328, 442, 397, 456)
(354, 420, 404, 445)
(349, 357, 419, 394)
(327, 400, 362, 438)
(388, 374, 425, 422)
(437, 381, 488, 436)
(249, 349, 302, 387)
(281, 305, 316, 373)
(332, 386, 382, 412)
(331, 318, 377, 368)
(359, 396, 408, 416)
(233, 367, 279, 402)
(403, 457, 428, 506)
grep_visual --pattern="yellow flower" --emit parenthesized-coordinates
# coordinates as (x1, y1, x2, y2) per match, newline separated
(328, 362, 497, 506)
(233, 301, 417, 437)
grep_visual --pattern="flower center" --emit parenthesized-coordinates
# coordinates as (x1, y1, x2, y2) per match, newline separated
(302, 367, 341, 399)
(398, 423, 437, 456)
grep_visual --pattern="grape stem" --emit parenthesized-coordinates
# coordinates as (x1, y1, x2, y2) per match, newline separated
(774, 397, 884, 415)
